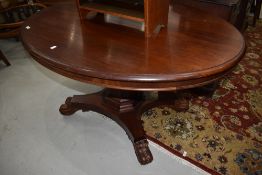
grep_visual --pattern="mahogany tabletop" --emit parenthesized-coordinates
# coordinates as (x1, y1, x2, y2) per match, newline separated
(21, 4, 245, 91)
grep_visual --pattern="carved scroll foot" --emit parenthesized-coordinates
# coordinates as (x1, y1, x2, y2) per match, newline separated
(134, 139, 153, 165)
(59, 97, 80, 115)
(59, 89, 153, 165)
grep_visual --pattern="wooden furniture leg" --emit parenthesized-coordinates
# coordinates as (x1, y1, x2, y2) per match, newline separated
(158, 91, 190, 112)
(59, 89, 193, 164)
(191, 81, 219, 97)
(253, 0, 262, 26)
(59, 89, 153, 165)
(0, 49, 11, 66)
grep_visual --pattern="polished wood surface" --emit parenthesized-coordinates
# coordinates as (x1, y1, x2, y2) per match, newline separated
(21, 4, 245, 165)
(21, 4, 245, 91)
(144, 0, 169, 37)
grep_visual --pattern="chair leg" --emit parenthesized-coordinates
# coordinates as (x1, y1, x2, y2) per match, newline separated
(253, 0, 262, 26)
(256, 0, 262, 19)
(0, 50, 11, 66)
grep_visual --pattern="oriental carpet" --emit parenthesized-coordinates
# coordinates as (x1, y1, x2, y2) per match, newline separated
(142, 21, 262, 175)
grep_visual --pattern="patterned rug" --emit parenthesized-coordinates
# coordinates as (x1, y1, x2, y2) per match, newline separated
(142, 21, 262, 175)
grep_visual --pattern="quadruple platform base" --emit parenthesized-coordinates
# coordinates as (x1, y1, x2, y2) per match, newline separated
(59, 89, 189, 165)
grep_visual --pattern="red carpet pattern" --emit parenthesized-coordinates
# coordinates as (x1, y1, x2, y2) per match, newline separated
(142, 21, 262, 175)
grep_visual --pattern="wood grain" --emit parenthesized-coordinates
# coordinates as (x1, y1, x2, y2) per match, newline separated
(20, 4, 246, 165)
(21, 4, 245, 91)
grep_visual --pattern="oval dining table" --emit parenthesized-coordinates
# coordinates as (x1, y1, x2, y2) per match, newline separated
(20, 3, 245, 165)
